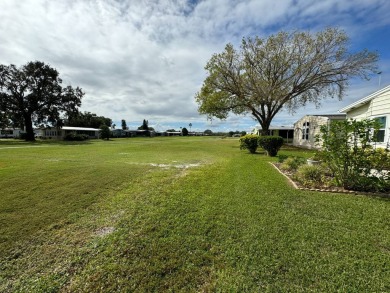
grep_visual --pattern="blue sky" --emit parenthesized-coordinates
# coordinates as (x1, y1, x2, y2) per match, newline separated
(1, 0, 389, 132)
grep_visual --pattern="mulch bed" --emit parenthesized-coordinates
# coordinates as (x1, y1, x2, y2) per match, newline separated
(271, 162, 390, 198)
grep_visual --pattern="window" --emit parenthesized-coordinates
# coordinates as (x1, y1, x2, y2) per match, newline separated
(1, 130, 13, 135)
(374, 116, 386, 142)
(45, 130, 57, 136)
(302, 122, 310, 140)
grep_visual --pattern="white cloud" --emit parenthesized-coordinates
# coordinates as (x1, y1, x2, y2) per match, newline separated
(1, 0, 390, 131)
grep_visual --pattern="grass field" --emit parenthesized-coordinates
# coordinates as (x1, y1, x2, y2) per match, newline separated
(0, 137, 389, 292)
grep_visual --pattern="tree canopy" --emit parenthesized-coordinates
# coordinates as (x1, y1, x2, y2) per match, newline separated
(195, 28, 378, 134)
(66, 111, 112, 129)
(138, 119, 154, 131)
(121, 119, 127, 130)
(0, 61, 84, 140)
(99, 124, 111, 140)
(182, 127, 189, 136)
(138, 119, 149, 130)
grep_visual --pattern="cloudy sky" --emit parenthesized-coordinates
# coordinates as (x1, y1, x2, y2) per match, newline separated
(1, 0, 390, 132)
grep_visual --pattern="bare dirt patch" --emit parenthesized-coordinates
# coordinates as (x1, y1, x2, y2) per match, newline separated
(95, 226, 115, 237)
(149, 163, 202, 169)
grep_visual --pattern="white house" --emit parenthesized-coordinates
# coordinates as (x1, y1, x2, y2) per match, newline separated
(0, 128, 24, 138)
(293, 114, 346, 149)
(252, 125, 294, 143)
(339, 85, 390, 148)
(39, 126, 100, 139)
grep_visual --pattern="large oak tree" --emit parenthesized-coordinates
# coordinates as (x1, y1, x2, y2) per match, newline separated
(66, 111, 112, 129)
(0, 61, 84, 140)
(195, 28, 378, 134)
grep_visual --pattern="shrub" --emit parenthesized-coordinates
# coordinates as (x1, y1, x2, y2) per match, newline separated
(19, 132, 28, 140)
(258, 136, 284, 157)
(343, 175, 390, 193)
(278, 154, 288, 163)
(99, 125, 111, 140)
(64, 133, 89, 141)
(367, 148, 390, 170)
(319, 119, 386, 192)
(280, 156, 306, 172)
(182, 127, 189, 136)
(309, 151, 324, 161)
(239, 134, 259, 153)
(294, 164, 326, 188)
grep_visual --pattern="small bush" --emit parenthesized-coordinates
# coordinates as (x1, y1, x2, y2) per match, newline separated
(19, 132, 28, 140)
(343, 175, 390, 193)
(99, 125, 111, 140)
(258, 136, 284, 156)
(64, 133, 89, 141)
(318, 118, 386, 191)
(310, 151, 324, 161)
(280, 157, 306, 172)
(294, 164, 326, 188)
(278, 154, 288, 163)
(367, 148, 390, 170)
(239, 134, 259, 153)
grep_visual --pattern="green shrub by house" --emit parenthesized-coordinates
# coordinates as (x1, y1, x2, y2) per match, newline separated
(99, 125, 111, 140)
(319, 119, 389, 192)
(239, 134, 259, 153)
(258, 136, 284, 156)
(278, 154, 288, 163)
(367, 148, 390, 170)
(64, 133, 89, 141)
(19, 132, 28, 140)
(280, 156, 306, 172)
(294, 164, 326, 188)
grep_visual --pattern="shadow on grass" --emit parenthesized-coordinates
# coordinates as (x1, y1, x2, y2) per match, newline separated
(280, 144, 311, 152)
(240, 151, 268, 155)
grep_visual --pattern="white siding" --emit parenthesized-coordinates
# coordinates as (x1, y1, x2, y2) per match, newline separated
(346, 92, 390, 148)
(370, 91, 390, 116)
(0, 128, 23, 138)
(346, 102, 371, 120)
(293, 116, 330, 149)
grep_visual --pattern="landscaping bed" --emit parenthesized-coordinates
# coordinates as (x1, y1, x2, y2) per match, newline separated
(272, 160, 390, 198)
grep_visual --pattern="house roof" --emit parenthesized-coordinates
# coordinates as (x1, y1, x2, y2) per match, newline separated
(339, 84, 390, 113)
(253, 125, 294, 130)
(59, 126, 100, 131)
(293, 114, 346, 126)
(311, 114, 346, 119)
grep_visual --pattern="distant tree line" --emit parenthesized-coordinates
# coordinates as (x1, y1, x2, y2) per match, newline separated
(0, 60, 250, 141)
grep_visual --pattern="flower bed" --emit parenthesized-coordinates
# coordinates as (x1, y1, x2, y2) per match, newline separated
(272, 162, 390, 198)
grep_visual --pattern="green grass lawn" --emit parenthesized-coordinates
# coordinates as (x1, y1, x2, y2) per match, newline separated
(0, 137, 389, 292)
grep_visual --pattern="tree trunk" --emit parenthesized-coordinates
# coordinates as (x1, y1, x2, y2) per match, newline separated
(259, 119, 271, 136)
(252, 108, 271, 135)
(23, 113, 35, 141)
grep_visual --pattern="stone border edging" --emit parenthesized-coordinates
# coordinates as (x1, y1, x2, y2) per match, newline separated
(269, 162, 390, 198)
(270, 162, 299, 189)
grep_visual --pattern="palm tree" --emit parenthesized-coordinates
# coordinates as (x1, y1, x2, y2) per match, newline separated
(189, 123, 192, 132)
